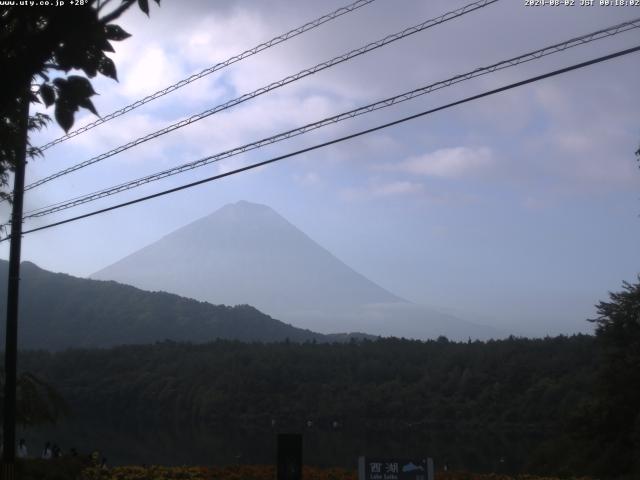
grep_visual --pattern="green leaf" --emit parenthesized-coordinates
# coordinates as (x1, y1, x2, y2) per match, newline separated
(54, 40, 87, 72)
(104, 24, 131, 41)
(54, 101, 75, 132)
(102, 39, 115, 53)
(138, 0, 149, 15)
(79, 98, 99, 116)
(28, 113, 51, 132)
(51, 76, 98, 127)
(98, 56, 117, 81)
(66, 75, 97, 98)
(40, 84, 55, 107)
(80, 49, 101, 78)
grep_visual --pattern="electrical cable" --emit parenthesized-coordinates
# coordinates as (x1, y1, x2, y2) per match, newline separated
(22, 0, 498, 193)
(3, 44, 637, 241)
(36, 0, 379, 152)
(22, 17, 640, 219)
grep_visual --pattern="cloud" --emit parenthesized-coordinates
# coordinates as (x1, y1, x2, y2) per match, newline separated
(119, 46, 185, 99)
(178, 9, 269, 66)
(382, 146, 495, 178)
(341, 180, 423, 201)
(372, 181, 423, 196)
(293, 171, 321, 187)
(526, 81, 640, 191)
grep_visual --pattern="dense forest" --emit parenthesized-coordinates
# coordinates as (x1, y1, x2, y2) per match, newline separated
(16, 335, 603, 475)
(1, 267, 637, 478)
(0, 261, 370, 349)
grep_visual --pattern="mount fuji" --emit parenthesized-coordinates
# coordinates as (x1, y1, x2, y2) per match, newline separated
(92, 201, 499, 340)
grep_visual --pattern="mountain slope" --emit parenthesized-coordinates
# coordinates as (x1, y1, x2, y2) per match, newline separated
(92, 201, 499, 340)
(0, 260, 366, 350)
(93, 201, 404, 312)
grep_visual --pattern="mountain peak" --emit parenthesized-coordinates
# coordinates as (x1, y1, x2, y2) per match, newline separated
(93, 201, 404, 320)
(90, 202, 497, 339)
(221, 200, 274, 212)
(232, 200, 269, 209)
(214, 200, 280, 219)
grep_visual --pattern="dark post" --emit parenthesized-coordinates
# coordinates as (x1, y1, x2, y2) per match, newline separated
(277, 433, 302, 480)
(2, 92, 29, 479)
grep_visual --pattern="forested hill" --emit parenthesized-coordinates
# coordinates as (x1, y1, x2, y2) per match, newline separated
(0, 260, 370, 349)
(20, 335, 598, 473)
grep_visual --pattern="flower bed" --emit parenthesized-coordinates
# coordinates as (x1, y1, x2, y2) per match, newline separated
(78, 465, 594, 480)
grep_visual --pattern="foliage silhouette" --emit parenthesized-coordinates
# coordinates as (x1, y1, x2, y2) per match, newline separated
(0, 0, 160, 199)
(19, 335, 599, 474)
(0, 371, 68, 427)
(585, 278, 640, 477)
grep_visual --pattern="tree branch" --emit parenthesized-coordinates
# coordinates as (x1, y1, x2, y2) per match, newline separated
(99, 0, 136, 24)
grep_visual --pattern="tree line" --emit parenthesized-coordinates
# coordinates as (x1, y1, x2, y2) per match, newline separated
(15, 335, 599, 474)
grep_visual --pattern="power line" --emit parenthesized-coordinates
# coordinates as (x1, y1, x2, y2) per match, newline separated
(35, 0, 378, 152)
(22, 17, 640, 219)
(23, 0, 498, 193)
(5, 44, 637, 242)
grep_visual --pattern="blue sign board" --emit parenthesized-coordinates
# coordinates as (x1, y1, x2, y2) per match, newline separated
(358, 457, 434, 480)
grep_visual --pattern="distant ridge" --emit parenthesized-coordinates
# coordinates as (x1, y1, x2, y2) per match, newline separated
(92, 201, 500, 340)
(0, 260, 374, 351)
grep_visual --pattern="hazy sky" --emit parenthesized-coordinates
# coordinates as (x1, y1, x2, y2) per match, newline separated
(2, 0, 639, 336)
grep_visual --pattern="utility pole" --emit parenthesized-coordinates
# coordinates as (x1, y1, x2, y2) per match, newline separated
(2, 91, 29, 480)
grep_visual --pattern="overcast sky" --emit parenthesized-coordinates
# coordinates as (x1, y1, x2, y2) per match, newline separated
(2, 0, 639, 336)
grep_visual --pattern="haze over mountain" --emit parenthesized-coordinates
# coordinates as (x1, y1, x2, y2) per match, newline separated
(92, 201, 499, 340)
(0, 260, 369, 350)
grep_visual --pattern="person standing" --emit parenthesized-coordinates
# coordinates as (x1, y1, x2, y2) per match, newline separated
(17, 439, 27, 459)
(41, 441, 52, 459)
